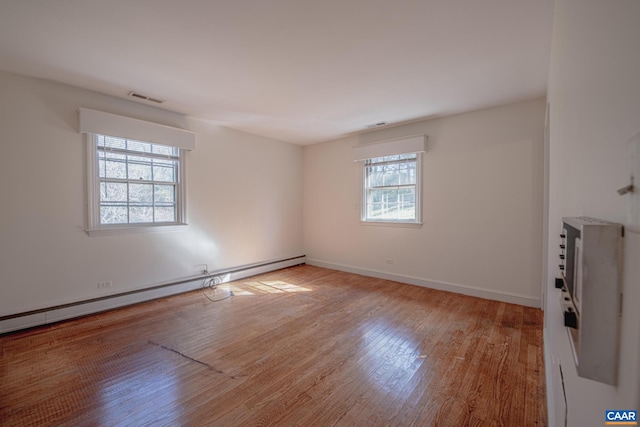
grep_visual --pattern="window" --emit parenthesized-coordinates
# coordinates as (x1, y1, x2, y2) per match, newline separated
(80, 108, 195, 236)
(352, 134, 426, 226)
(363, 153, 419, 222)
(92, 134, 184, 226)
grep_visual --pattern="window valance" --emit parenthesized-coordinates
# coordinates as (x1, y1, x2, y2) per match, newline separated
(79, 108, 196, 150)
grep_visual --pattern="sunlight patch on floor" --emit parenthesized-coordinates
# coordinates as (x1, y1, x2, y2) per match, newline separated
(230, 280, 312, 295)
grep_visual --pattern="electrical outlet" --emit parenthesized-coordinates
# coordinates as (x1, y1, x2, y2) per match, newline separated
(385, 258, 394, 264)
(97, 280, 112, 289)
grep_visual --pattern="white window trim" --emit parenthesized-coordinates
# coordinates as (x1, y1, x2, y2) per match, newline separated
(79, 108, 194, 236)
(353, 134, 427, 227)
(85, 134, 188, 236)
(359, 152, 423, 226)
(359, 220, 423, 228)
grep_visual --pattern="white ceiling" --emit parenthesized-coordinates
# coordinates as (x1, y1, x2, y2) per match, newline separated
(0, 0, 554, 145)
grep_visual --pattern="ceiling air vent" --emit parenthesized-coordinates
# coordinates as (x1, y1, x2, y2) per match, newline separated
(365, 121, 388, 129)
(127, 91, 164, 104)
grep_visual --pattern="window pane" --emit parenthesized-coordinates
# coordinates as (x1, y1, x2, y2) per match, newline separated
(99, 152, 124, 178)
(127, 140, 152, 153)
(398, 187, 416, 219)
(367, 168, 381, 187)
(100, 182, 127, 202)
(129, 183, 153, 203)
(383, 164, 399, 186)
(93, 133, 184, 228)
(398, 187, 415, 198)
(98, 154, 105, 178)
(366, 187, 416, 220)
(154, 185, 175, 203)
(100, 206, 128, 224)
(154, 206, 176, 222)
(366, 156, 416, 189)
(127, 157, 152, 181)
(368, 201, 398, 219)
(384, 201, 400, 217)
(102, 136, 126, 150)
(153, 163, 176, 182)
(369, 153, 416, 164)
(129, 206, 153, 223)
(398, 163, 416, 185)
(399, 204, 416, 219)
(105, 160, 126, 179)
(367, 202, 383, 219)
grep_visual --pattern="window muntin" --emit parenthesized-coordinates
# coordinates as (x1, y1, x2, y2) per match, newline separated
(91, 134, 184, 228)
(363, 153, 420, 223)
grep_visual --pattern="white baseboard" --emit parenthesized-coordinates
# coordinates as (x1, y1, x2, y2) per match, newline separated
(0, 256, 306, 334)
(306, 258, 541, 308)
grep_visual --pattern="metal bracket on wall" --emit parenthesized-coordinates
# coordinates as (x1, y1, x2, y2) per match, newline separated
(617, 178, 634, 196)
(627, 133, 640, 229)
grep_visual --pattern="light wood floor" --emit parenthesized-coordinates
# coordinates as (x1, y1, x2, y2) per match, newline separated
(0, 265, 546, 426)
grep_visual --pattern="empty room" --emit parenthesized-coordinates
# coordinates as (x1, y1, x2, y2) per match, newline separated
(1, 1, 639, 426)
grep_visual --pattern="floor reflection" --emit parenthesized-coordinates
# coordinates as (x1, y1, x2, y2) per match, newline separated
(359, 319, 425, 398)
(97, 355, 181, 425)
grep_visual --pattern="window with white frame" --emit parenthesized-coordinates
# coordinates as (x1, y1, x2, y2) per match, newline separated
(80, 108, 195, 235)
(353, 134, 427, 225)
(93, 134, 184, 225)
(363, 153, 419, 222)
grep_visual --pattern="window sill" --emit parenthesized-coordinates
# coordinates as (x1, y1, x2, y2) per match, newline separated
(86, 223, 188, 237)
(360, 220, 423, 229)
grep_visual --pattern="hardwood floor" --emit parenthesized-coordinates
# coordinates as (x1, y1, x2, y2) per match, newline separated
(0, 265, 546, 426)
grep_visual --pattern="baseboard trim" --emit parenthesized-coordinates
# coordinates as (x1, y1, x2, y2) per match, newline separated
(307, 258, 541, 308)
(0, 255, 306, 334)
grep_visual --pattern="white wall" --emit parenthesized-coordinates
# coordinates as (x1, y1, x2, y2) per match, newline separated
(303, 98, 545, 306)
(545, 0, 640, 425)
(0, 70, 303, 316)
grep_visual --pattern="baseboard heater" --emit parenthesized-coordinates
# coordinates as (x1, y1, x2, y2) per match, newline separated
(0, 255, 306, 335)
